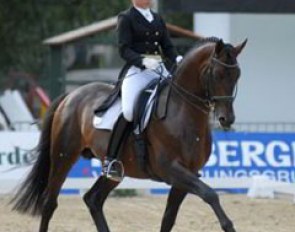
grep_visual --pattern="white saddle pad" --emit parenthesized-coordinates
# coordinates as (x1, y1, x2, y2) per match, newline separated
(93, 86, 158, 132)
(93, 98, 122, 130)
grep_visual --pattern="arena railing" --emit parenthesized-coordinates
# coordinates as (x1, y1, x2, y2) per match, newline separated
(212, 122, 295, 133)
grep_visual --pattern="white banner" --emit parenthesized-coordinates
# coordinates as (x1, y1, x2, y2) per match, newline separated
(0, 132, 40, 183)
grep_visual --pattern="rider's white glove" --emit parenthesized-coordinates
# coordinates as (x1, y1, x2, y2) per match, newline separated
(176, 55, 183, 64)
(142, 57, 160, 70)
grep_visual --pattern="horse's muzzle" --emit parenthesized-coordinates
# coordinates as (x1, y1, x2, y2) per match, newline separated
(218, 114, 235, 130)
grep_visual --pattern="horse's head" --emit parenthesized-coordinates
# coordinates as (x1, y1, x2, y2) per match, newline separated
(203, 39, 247, 130)
(170, 38, 247, 130)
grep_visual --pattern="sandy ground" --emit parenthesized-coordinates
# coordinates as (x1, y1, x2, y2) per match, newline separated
(0, 194, 294, 232)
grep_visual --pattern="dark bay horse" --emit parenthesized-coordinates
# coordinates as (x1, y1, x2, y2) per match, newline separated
(12, 39, 247, 232)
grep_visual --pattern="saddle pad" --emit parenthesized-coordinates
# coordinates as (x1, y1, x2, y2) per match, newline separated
(93, 88, 158, 131)
(93, 98, 122, 130)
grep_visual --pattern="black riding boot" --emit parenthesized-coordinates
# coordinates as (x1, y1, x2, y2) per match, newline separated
(103, 114, 132, 182)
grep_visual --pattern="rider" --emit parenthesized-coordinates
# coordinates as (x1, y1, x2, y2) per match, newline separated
(103, 0, 182, 181)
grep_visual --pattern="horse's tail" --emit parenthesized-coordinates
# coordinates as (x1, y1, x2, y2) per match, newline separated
(11, 94, 67, 216)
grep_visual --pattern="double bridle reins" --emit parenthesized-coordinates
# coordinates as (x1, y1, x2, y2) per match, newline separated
(165, 55, 240, 115)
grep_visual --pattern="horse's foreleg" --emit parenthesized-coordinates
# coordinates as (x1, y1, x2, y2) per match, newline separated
(83, 175, 119, 232)
(168, 161, 236, 232)
(160, 187, 187, 232)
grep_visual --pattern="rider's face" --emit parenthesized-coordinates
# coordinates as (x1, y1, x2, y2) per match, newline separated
(132, 0, 153, 9)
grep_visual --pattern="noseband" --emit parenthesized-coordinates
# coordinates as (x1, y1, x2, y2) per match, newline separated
(166, 55, 240, 114)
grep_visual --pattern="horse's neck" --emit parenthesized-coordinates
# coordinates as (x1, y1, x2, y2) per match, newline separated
(150, 46, 214, 168)
(164, 47, 212, 150)
(164, 62, 211, 141)
(168, 89, 210, 128)
(174, 50, 209, 98)
(170, 48, 212, 118)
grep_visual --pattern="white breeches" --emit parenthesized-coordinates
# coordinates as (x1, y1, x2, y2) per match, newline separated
(121, 64, 170, 121)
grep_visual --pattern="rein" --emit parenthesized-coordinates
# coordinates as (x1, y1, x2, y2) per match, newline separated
(154, 63, 212, 114)
(167, 78, 212, 114)
(162, 54, 240, 115)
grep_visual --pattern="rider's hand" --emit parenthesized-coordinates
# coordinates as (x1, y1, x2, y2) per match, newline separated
(142, 57, 160, 70)
(176, 55, 183, 64)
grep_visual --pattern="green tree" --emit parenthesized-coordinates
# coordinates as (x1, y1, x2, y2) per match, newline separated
(0, 0, 130, 74)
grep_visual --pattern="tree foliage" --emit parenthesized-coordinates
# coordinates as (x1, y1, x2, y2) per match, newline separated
(0, 0, 130, 73)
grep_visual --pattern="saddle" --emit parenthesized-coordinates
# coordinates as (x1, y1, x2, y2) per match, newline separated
(94, 64, 130, 117)
(133, 78, 170, 132)
(94, 77, 171, 180)
(94, 79, 170, 128)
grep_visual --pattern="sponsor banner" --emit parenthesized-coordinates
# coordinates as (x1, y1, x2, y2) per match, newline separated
(68, 158, 101, 178)
(69, 132, 295, 184)
(0, 132, 39, 180)
(0, 132, 100, 184)
(1, 132, 295, 193)
(202, 132, 295, 183)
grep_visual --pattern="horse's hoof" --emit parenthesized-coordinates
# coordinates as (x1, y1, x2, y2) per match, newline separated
(225, 227, 236, 232)
(222, 221, 236, 232)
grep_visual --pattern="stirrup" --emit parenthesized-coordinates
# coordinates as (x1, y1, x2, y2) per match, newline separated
(103, 159, 124, 182)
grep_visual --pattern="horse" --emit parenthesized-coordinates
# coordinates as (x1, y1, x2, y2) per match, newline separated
(11, 38, 247, 232)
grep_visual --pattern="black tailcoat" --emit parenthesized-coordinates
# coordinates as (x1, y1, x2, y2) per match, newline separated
(117, 7, 178, 69)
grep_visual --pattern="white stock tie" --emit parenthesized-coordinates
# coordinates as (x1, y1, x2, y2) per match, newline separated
(135, 7, 154, 23)
(145, 12, 153, 22)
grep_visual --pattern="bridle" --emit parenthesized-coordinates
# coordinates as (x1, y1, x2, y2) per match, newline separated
(205, 56, 239, 103)
(163, 53, 240, 115)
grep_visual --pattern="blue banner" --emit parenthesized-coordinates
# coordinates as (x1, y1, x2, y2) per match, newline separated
(68, 158, 101, 178)
(68, 132, 295, 183)
(201, 132, 295, 183)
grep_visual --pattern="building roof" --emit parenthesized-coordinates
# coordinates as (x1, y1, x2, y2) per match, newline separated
(43, 16, 203, 46)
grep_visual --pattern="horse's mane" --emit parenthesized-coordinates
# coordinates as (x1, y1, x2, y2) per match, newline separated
(181, 36, 236, 64)
(196, 36, 221, 47)
(176, 37, 220, 68)
(194, 36, 234, 51)
(174, 37, 234, 76)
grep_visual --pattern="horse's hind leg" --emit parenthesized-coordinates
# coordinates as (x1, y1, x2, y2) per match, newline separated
(83, 175, 119, 232)
(39, 133, 82, 232)
(160, 187, 187, 232)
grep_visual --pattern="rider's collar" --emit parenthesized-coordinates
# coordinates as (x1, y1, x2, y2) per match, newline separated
(134, 6, 152, 17)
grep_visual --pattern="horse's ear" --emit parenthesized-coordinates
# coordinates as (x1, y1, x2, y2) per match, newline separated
(214, 39, 224, 55)
(234, 39, 248, 57)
